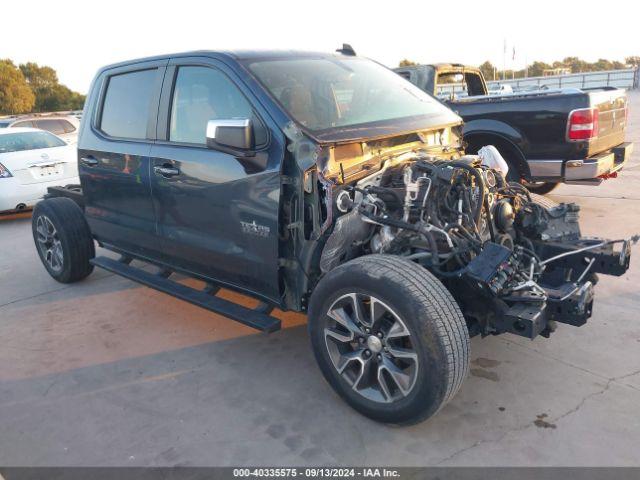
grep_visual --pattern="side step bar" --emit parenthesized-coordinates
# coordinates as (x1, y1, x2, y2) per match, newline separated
(91, 256, 281, 333)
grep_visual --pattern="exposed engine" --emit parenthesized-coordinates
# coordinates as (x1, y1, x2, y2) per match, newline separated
(320, 148, 636, 339)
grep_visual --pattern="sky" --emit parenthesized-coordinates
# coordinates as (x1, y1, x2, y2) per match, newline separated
(2, 0, 637, 93)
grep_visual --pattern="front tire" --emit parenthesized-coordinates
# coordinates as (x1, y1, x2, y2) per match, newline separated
(308, 255, 470, 424)
(32, 198, 95, 283)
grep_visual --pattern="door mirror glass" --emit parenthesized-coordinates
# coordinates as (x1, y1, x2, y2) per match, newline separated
(206, 118, 254, 151)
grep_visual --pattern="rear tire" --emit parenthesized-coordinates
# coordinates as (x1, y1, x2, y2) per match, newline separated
(308, 254, 469, 424)
(32, 198, 95, 283)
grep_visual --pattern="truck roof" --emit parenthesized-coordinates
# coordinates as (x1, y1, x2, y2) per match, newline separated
(396, 63, 481, 73)
(97, 50, 350, 72)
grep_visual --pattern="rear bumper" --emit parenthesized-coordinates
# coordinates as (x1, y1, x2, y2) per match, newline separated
(527, 142, 633, 184)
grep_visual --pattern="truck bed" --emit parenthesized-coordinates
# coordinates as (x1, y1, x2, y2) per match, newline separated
(453, 86, 628, 160)
(46, 184, 84, 208)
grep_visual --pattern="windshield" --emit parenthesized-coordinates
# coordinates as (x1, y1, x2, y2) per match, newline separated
(0, 121, 11, 128)
(0, 131, 66, 153)
(248, 57, 460, 141)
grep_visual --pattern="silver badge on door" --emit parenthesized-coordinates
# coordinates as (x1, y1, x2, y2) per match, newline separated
(240, 220, 270, 237)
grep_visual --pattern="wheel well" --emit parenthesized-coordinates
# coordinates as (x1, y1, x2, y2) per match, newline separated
(464, 134, 531, 179)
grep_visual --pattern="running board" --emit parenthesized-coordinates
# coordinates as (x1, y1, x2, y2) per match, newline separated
(90, 256, 281, 333)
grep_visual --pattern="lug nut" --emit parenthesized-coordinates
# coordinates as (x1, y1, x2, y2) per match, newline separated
(377, 332, 383, 338)
(377, 354, 382, 360)
(363, 350, 371, 357)
(358, 337, 365, 344)
(365, 328, 371, 334)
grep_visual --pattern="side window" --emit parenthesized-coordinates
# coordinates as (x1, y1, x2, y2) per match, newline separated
(465, 73, 485, 97)
(100, 69, 157, 140)
(169, 66, 266, 146)
(35, 119, 66, 135)
(60, 120, 76, 133)
(13, 121, 34, 128)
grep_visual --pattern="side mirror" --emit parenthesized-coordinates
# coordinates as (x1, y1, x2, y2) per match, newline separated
(206, 118, 254, 153)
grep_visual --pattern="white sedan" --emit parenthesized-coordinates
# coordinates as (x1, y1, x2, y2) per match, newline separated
(0, 128, 79, 213)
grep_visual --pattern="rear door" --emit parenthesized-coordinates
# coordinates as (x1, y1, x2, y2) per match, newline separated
(149, 57, 284, 302)
(79, 60, 167, 260)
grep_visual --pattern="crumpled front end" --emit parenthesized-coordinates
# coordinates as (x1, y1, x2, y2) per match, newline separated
(317, 146, 636, 339)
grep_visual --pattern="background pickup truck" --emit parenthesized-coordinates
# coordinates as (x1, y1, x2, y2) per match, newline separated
(394, 63, 633, 194)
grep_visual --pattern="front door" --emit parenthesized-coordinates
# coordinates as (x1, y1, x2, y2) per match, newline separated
(149, 58, 284, 302)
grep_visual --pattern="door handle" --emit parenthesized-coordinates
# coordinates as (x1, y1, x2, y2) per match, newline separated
(154, 165, 180, 177)
(80, 156, 98, 166)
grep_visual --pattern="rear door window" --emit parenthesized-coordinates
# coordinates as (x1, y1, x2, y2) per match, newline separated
(100, 69, 157, 140)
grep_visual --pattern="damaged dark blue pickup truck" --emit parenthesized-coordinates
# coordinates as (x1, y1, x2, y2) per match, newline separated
(33, 49, 634, 424)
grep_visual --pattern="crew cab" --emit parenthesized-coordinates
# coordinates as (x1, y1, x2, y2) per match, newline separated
(32, 50, 634, 424)
(394, 63, 633, 194)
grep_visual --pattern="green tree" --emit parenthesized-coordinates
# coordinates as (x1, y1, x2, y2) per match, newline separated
(0, 59, 35, 114)
(20, 62, 63, 112)
(625, 56, 640, 67)
(479, 61, 496, 80)
(68, 91, 85, 110)
(398, 59, 418, 67)
(561, 56, 588, 73)
(18, 61, 85, 112)
(528, 61, 551, 77)
(19, 62, 59, 90)
(593, 58, 615, 71)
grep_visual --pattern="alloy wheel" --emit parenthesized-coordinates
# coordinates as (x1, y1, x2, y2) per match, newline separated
(35, 215, 63, 273)
(324, 293, 419, 403)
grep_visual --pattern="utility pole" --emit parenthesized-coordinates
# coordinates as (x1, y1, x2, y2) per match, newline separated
(503, 38, 506, 81)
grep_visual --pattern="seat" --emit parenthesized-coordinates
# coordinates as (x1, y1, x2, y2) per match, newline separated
(280, 85, 318, 128)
